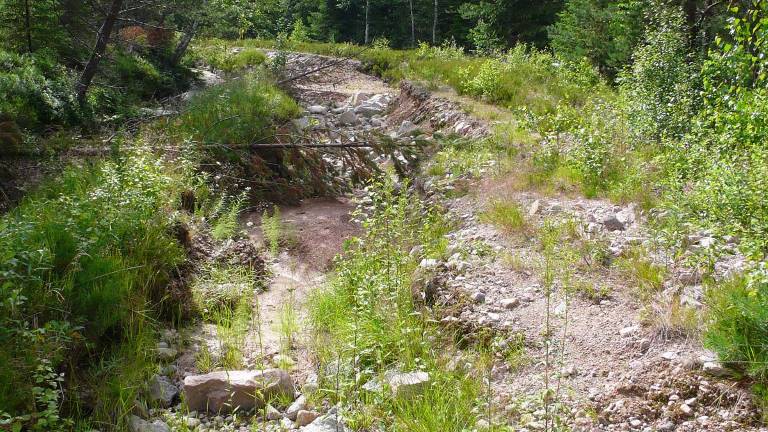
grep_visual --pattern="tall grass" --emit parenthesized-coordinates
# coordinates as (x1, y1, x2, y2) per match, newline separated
(307, 178, 484, 430)
(172, 71, 300, 158)
(0, 145, 198, 427)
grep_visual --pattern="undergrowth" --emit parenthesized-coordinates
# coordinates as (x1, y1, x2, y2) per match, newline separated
(307, 177, 486, 430)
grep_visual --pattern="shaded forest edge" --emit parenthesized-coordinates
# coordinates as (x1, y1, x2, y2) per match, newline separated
(2, 0, 768, 430)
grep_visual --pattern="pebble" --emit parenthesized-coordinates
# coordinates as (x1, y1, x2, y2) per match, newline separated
(500, 298, 520, 310)
(471, 291, 486, 303)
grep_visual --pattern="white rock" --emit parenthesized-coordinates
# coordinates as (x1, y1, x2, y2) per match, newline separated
(619, 326, 640, 337)
(302, 412, 349, 432)
(660, 351, 678, 361)
(419, 258, 439, 268)
(529, 200, 541, 216)
(286, 395, 307, 420)
(385, 371, 430, 398)
(183, 369, 294, 413)
(127, 416, 171, 432)
(703, 361, 728, 377)
(500, 298, 520, 310)
(307, 105, 328, 114)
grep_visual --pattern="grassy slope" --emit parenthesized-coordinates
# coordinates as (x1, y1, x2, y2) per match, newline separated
(0, 70, 298, 429)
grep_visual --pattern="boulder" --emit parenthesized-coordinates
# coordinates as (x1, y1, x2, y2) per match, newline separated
(183, 369, 294, 413)
(338, 110, 358, 126)
(296, 410, 320, 426)
(285, 395, 306, 420)
(148, 375, 178, 408)
(127, 416, 171, 432)
(600, 214, 625, 231)
(397, 121, 419, 137)
(354, 102, 385, 117)
(302, 411, 349, 432)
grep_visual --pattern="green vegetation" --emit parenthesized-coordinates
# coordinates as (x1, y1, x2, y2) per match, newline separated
(0, 144, 196, 426)
(479, 200, 531, 236)
(307, 179, 487, 429)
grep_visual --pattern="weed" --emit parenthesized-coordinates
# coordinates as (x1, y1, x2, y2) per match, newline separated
(480, 199, 531, 237)
(615, 246, 666, 302)
(306, 177, 481, 429)
(261, 207, 283, 256)
(211, 195, 245, 240)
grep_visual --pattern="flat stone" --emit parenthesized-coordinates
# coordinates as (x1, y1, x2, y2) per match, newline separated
(183, 369, 294, 413)
(620, 326, 640, 337)
(500, 298, 520, 310)
(302, 412, 349, 432)
(265, 404, 282, 420)
(338, 110, 358, 126)
(307, 105, 327, 114)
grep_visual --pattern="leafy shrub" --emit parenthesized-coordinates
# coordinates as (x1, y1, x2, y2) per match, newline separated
(174, 72, 299, 154)
(468, 19, 504, 55)
(705, 274, 768, 382)
(289, 18, 311, 43)
(0, 50, 81, 130)
(549, 0, 646, 77)
(0, 145, 194, 422)
(113, 51, 169, 100)
(620, 5, 698, 143)
(415, 39, 465, 60)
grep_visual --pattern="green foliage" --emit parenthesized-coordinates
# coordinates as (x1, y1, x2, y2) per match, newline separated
(307, 178, 482, 429)
(211, 194, 245, 240)
(620, 5, 698, 142)
(174, 72, 300, 155)
(0, 144, 196, 421)
(705, 274, 768, 382)
(0, 50, 81, 131)
(479, 200, 530, 236)
(549, 0, 646, 77)
(289, 18, 311, 43)
(261, 206, 283, 256)
(467, 19, 504, 55)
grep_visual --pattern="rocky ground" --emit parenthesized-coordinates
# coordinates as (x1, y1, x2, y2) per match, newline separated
(126, 51, 763, 432)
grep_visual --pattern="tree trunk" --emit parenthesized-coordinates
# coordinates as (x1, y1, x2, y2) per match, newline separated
(76, 0, 123, 105)
(432, 0, 438, 44)
(171, 11, 202, 66)
(364, 0, 370, 44)
(409, 0, 415, 46)
(23, 0, 32, 53)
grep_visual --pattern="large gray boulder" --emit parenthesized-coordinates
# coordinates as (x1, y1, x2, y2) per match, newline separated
(183, 369, 294, 413)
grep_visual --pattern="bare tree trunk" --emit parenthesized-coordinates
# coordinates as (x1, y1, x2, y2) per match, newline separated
(76, 0, 123, 105)
(364, 0, 370, 44)
(409, 0, 415, 46)
(23, 0, 32, 52)
(432, 0, 438, 44)
(171, 6, 203, 66)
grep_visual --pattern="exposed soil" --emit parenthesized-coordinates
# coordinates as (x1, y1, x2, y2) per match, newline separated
(166, 51, 762, 432)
